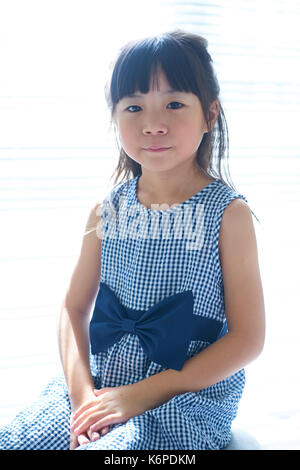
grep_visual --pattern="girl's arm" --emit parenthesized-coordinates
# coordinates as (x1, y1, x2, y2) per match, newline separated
(57, 202, 102, 410)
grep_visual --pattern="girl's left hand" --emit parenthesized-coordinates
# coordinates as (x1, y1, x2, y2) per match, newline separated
(70, 384, 149, 436)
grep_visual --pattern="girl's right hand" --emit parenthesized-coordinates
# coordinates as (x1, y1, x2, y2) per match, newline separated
(69, 394, 110, 449)
(69, 426, 110, 450)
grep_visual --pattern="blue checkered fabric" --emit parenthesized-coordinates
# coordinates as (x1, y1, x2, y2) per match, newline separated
(0, 175, 248, 450)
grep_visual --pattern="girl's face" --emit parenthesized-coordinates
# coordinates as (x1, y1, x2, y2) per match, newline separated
(113, 70, 218, 175)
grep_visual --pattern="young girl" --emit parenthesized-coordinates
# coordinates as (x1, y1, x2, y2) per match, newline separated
(0, 29, 265, 450)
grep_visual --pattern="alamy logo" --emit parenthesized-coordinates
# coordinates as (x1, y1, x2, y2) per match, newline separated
(95, 196, 205, 251)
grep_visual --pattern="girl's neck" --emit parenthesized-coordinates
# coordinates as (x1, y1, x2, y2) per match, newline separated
(137, 168, 215, 208)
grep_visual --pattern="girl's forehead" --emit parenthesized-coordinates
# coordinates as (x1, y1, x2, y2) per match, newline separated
(150, 69, 170, 86)
(133, 69, 171, 93)
(123, 88, 188, 99)
(123, 71, 185, 98)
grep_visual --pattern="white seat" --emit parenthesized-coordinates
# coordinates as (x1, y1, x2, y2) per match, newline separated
(224, 428, 261, 450)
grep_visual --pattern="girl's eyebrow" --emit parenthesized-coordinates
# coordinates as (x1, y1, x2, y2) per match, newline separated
(125, 90, 187, 98)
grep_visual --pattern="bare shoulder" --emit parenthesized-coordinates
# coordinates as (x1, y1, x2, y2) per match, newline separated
(221, 197, 251, 222)
(93, 200, 102, 211)
(219, 198, 255, 256)
(84, 201, 102, 238)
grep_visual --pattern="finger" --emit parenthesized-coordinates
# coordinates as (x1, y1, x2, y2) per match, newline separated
(73, 410, 105, 436)
(72, 399, 98, 422)
(77, 433, 90, 446)
(93, 387, 114, 396)
(87, 428, 101, 442)
(70, 430, 89, 450)
(89, 413, 123, 433)
(101, 426, 110, 436)
(71, 405, 103, 433)
(71, 403, 100, 429)
(69, 435, 77, 450)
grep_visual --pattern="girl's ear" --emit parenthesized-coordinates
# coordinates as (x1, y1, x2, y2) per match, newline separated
(111, 107, 118, 126)
(111, 115, 119, 136)
(208, 100, 220, 131)
(202, 100, 219, 134)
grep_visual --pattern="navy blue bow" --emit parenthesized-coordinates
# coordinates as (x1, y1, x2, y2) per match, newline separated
(89, 282, 227, 371)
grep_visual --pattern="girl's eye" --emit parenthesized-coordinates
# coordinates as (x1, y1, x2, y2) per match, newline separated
(126, 105, 141, 113)
(125, 102, 184, 113)
(167, 102, 184, 109)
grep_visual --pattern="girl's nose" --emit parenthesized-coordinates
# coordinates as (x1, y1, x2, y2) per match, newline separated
(142, 122, 168, 135)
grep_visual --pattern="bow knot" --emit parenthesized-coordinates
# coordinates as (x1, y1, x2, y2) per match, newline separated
(122, 318, 136, 333)
(89, 282, 226, 371)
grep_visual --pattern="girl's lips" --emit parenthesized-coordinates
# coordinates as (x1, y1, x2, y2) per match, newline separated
(144, 147, 171, 152)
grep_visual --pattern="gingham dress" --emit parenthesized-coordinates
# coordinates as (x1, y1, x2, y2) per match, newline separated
(0, 175, 249, 450)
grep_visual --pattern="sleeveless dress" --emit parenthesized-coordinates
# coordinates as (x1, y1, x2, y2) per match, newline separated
(0, 175, 249, 450)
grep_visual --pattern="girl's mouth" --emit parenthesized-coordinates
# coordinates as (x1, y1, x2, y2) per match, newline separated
(143, 147, 171, 153)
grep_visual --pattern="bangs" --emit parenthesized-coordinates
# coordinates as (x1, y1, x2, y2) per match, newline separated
(109, 35, 201, 107)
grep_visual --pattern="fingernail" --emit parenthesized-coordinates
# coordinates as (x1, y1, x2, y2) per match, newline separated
(92, 432, 99, 441)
